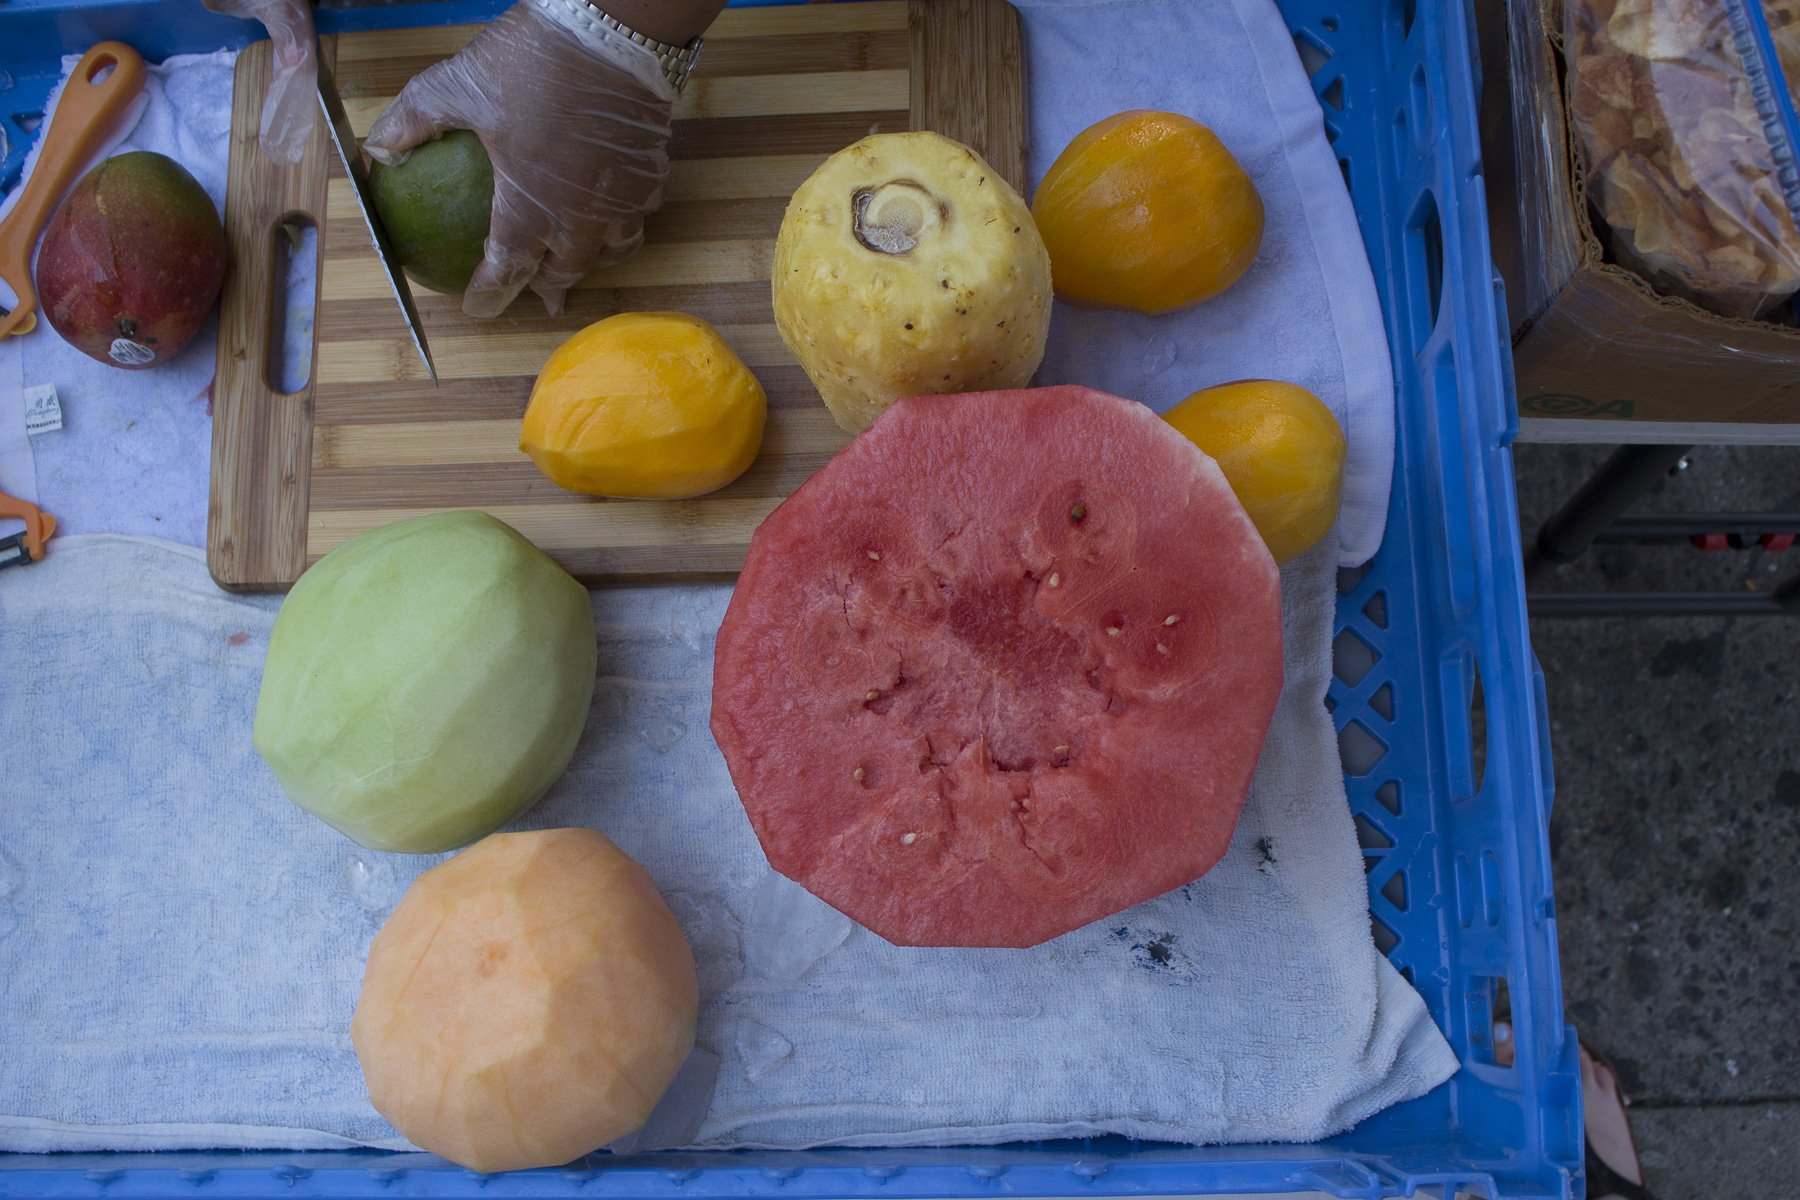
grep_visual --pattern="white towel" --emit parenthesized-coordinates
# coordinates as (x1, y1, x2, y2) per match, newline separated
(0, 340, 37, 541)
(1021, 0, 1395, 567)
(0, 534, 1454, 1152)
(0, 50, 234, 551)
(0, 0, 1449, 1156)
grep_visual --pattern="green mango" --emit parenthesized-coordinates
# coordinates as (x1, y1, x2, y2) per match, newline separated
(254, 511, 595, 854)
(369, 130, 495, 296)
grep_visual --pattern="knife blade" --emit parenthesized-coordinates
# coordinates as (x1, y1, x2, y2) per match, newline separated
(315, 58, 438, 383)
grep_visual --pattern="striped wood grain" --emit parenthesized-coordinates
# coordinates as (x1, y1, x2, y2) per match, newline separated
(207, 37, 335, 593)
(211, 0, 1025, 588)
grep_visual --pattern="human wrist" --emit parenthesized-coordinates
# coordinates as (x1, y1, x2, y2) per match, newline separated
(520, 0, 688, 100)
(587, 0, 723, 43)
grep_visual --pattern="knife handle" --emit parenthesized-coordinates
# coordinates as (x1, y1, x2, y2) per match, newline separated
(0, 42, 148, 340)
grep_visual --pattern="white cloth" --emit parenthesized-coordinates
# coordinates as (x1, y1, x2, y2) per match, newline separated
(0, 536, 719, 1152)
(0, 0, 1446, 1156)
(0, 50, 234, 551)
(0, 536, 1455, 1152)
(0, 339, 36, 542)
(1023, 0, 1395, 568)
(693, 546, 1456, 1148)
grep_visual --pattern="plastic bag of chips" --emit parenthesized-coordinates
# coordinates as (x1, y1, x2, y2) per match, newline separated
(1567, 0, 1800, 317)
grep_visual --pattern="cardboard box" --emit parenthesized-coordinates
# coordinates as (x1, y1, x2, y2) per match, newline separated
(1477, 0, 1800, 439)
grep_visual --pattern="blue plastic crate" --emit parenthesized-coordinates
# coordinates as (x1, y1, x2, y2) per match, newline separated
(0, 0, 1578, 1195)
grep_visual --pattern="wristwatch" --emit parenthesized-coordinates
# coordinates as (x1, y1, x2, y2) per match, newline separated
(577, 0, 705, 92)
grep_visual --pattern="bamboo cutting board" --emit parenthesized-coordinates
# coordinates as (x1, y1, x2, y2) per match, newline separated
(209, 1, 1026, 591)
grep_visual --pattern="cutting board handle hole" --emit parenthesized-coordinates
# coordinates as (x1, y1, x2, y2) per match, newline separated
(267, 212, 319, 395)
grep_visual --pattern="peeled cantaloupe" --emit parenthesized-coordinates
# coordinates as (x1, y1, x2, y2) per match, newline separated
(352, 829, 698, 1172)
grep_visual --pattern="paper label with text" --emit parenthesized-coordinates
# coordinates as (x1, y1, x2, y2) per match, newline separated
(23, 384, 62, 435)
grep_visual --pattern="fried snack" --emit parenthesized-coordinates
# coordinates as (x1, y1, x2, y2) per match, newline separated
(1764, 0, 1800, 94)
(1567, 0, 1800, 316)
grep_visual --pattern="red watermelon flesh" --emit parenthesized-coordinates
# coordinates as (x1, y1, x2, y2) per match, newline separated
(710, 385, 1284, 948)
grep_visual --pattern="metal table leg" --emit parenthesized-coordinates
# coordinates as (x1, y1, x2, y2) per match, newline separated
(1522, 444, 1693, 585)
(1528, 570, 1800, 616)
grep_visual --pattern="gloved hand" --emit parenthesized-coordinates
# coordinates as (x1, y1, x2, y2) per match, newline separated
(202, 0, 318, 165)
(363, 0, 676, 319)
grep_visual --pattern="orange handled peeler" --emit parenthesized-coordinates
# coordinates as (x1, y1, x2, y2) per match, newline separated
(0, 489, 56, 567)
(0, 42, 147, 341)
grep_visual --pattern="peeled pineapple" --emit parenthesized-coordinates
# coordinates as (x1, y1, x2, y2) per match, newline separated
(772, 132, 1053, 432)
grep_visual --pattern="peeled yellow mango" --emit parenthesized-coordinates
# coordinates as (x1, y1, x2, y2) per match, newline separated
(1032, 110, 1264, 314)
(520, 312, 766, 499)
(1164, 379, 1346, 564)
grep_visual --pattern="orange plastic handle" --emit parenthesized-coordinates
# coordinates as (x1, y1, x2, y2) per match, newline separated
(0, 41, 147, 341)
(0, 490, 57, 564)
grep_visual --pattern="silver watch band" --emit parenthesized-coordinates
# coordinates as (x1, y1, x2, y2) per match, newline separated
(575, 1, 705, 92)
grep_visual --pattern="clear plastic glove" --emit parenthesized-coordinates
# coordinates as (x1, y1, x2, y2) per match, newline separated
(202, 0, 317, 165)
(362, 0, 675, 319)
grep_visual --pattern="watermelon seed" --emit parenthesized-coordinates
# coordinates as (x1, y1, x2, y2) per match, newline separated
(901, 832, 918, 845)
(1156, 643, 1171, 656)
(1054, 744, 1069, 755)
(853, 767, 866, 783)
(865, 690, 880, 701)
(1106, 627, 1122, 637)
(1048, 573, 1060, 587)
(1070, 504, 1087, 522)
(867, 550, 882, 561)
(1164, 615, 1179, 625)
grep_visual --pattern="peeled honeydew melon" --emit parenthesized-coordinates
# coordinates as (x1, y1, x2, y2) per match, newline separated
(253, 510, 596, 854)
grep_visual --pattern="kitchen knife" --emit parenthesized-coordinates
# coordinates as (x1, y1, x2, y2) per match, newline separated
(316, 58, 438, 383)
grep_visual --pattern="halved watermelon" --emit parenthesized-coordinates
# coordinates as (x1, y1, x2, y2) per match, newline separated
(710, 386, 1283, 948)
